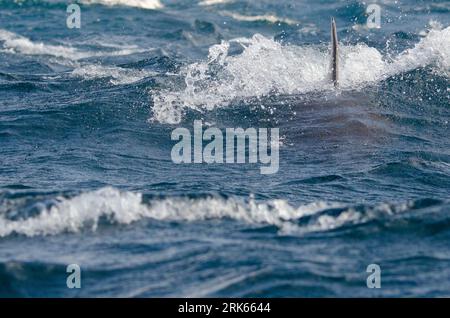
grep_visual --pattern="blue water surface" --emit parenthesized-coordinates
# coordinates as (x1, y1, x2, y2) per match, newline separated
(0, 0, 449, 297)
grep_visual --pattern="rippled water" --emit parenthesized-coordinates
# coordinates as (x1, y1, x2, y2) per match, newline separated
(0, 0, 449, 297)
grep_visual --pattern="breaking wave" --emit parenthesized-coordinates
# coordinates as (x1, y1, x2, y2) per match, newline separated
(71, 64, 157, 85)
(198, 0, 234, 6)
(0, 29, 153, 84)
(0, 187, 440, 238)
(218, 11, 300, 26)
(151, 26, 450, 124)
(0, 29, 92, 60)
(0, 29, 144, 60)
(80, 0, 163, 10)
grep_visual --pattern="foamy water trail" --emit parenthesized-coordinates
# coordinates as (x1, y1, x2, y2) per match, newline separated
(152, 26, 450, 124)
(0, 187, 417, 238)
(0, 29, 153, 84)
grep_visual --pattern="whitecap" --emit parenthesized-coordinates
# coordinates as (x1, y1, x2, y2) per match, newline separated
(0, 187, 415, 237)
(0, 29, 153, 84)
(80, 0, 163, 10)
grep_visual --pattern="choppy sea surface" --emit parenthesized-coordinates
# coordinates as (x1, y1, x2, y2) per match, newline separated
(0, 0, 449, 297)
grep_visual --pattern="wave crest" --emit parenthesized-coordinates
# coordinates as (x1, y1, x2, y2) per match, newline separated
(0, 29, 152, 84)
(0, 187, 435, 238)
(80, 0, 163, 10)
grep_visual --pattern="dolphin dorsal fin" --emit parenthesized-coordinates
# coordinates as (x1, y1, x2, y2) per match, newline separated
(331, 17, 339, 87)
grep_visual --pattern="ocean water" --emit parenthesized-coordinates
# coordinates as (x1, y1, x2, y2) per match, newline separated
(0, 0, 449, 297)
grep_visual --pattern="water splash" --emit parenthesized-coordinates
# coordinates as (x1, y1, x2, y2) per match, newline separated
(151, 27, 450, 124)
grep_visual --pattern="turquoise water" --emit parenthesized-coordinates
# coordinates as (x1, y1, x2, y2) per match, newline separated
(0, 0, 449, 297)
